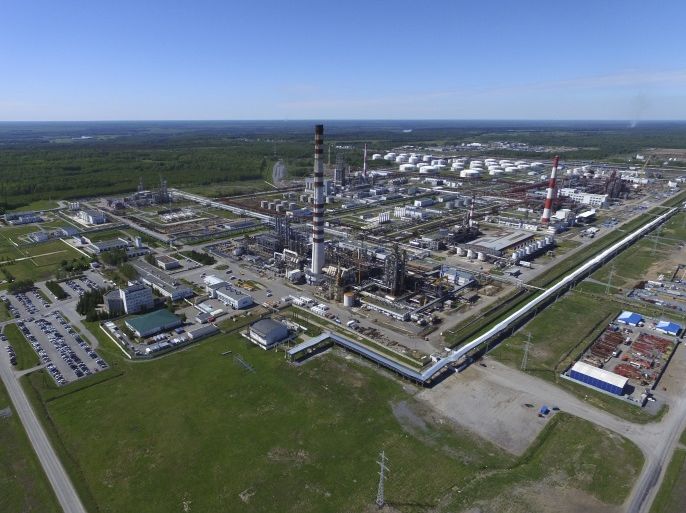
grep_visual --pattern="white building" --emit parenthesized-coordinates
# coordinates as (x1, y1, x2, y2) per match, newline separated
(558, 188, 608, 208)
(203, 275, 227, 297)
(120, 282, 154, 314)
(216, 287, 253, 309)
(78, 209, 107, 225)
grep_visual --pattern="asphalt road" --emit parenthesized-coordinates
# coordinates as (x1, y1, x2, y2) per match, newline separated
(0, 352, 87, 513)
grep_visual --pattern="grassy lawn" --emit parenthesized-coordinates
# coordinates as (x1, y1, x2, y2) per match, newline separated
(0, 238, 85, 287)
(0, 380, 60, 513)
(650, 448, 686, 513)
(19, 330, 643, 513)
(0, 302, 9, 321)
(3, 323, 40, 370)
(490, 290, 661, 423)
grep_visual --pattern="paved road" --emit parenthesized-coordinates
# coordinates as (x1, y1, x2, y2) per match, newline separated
(0, 352, 87, 513)
(479, 359, 686, 513)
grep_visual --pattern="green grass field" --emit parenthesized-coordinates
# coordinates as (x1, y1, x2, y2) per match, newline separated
(0, 237, 85, 287)
(650, 448, 686, 513)
(0, 380, 60, 513)
(8, 199, 60, 212)
(3, 323, 40, 370)
(19, 329, 644, 513)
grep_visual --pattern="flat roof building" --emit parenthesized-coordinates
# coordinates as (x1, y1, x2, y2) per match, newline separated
(132, 260, 193, 301)
(248, 319, 289, 349)
(125, 309, 182, 338)
(216, 287, 253, 310)
(156, 254, 181, 271)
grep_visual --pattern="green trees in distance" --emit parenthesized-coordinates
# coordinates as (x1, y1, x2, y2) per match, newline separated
(181, 250, 216, 265)
(7, 280, 35, 294)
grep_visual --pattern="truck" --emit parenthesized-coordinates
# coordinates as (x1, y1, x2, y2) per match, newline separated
(518, 260, 532, 268)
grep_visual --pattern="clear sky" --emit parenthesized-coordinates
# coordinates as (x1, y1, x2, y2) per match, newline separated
(2, 0, 686, 121)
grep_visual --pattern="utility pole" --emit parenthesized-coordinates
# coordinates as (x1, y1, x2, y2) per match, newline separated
(521, 332, 531, 371)
(376, 450, 389, 509)
(652, 224, 662, 256)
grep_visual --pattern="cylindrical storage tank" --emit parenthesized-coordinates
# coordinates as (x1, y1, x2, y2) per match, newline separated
(260, 200, 268, 209)
(456, 247, 466, 256)
(372, 153, 383, 160)
(419, 165, 437, 174)
(515, 160, 527, 166)
(525, 246, 532, 255)
(300, 194, 307, 202)
(477, 252, 487, 261)
(466, 249, 475, 259)
(343, 292, 355, 308)
(399, 163, 416, 171)
(511, 252, 518, 260)
(275, 204, 283, 212)
(422, 155, 433, 162)
(268, 202, 275, 210)
(408, 156, 419, 164)
(537, 240, 545, 249)
(489, 169, 504, 176)
(434, 164, 446, 170)
(548, 237, 555, 245)
(517, 164, 529, 170)
(505, 166, 518, 173)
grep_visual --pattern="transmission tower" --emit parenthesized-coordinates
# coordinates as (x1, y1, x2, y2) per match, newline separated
(652, 224, 662, 256)
(376, 450, 389, 509)
(521, 332, 531, 371)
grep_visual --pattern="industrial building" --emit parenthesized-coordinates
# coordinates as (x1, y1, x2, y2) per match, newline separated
(120, 282, 154, 314)
(247, 319, 290, 349)
(132, 260, 193, 301)
(78, 209, 107, 225)
(125, 309, 183, 338)
(617, 311, 644, 326)
(216, 287, 253, 310)
(655, 321, 681, 337)
(156, 254, 181, 270)
(568, 361, 628, 396)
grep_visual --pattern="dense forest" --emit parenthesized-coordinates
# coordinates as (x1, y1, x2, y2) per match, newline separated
(1, 120, 685, 210)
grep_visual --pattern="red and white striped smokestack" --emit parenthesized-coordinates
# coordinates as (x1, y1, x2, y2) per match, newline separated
(468, 194, 476, 227)
(540, 155, 559, 224)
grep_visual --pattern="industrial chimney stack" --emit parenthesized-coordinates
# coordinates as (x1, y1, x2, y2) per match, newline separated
(311, 124, 325, 275)
(540, 156, 559, 224)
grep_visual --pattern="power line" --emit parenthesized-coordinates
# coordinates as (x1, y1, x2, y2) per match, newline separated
(521, 332, 531, 371)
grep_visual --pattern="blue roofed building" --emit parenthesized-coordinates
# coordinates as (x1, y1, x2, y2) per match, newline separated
(655, 321, 681, 337)
(617, 311, 643, 326)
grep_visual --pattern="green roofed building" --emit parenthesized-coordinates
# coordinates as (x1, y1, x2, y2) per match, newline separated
(125, 309, 182, 338)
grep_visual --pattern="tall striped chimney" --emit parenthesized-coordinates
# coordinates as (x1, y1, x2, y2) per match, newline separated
(363, 143, 368, 178)
(540, 156, 559, 224)
(311, 124, 325, 275)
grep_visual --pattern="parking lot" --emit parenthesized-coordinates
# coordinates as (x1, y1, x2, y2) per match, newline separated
(62, 272, 106, 297)
(17, 311, 107, 385)
(3, 289, 51, 319)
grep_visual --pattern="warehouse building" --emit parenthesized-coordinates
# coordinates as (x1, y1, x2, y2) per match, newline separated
(156, 255, 181, 271)
(132, 260, 193, 301)
(125, 309, 183, 338)
(569, 361, 628, 396)
(617, 311, 643, 326)
(247, 319, 290, 349)
(204, 275, 227, 297)
(655, 320, 681, 337)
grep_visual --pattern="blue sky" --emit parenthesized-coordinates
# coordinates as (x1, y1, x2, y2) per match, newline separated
(2, 0, 685, 120)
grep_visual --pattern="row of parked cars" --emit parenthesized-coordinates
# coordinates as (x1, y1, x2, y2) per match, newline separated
(1, 296, 20, 319)
(14, 290, 49, 315)
(52, 312, 107, 370)
(2, 331, 17, 366)
(17, 320, 68, 385)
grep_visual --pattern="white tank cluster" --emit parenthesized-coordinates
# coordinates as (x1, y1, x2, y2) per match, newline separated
(399, 163, 416, 172)
(419, 165, 438, 174)
(510, 236, 555, 262)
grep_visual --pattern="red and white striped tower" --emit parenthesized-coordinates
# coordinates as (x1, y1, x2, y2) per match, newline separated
(468, 194, 476, 227)
(540, 155, 559, 224)
(311, 124, 325, 275)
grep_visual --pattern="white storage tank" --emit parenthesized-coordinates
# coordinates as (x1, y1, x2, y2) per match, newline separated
(505, 166, 519, 173)
(395, 155, 407, 163)
(343, 292, 355, 308)
(399, 163, 416, 171)
(268, 202, 275, 209)
(477, 252, 487, 262)
(537, 240, 545, 249)
(260, 200, 268, 209)
(456, 247, 466, 256)
(466, 249, 475, 259)
(372, 153, 383, 160)
(408, 156, 419, 164)
(419, 165, 437, 174)
(489, 169, 504, 176)
(422, 155, 433, 162)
